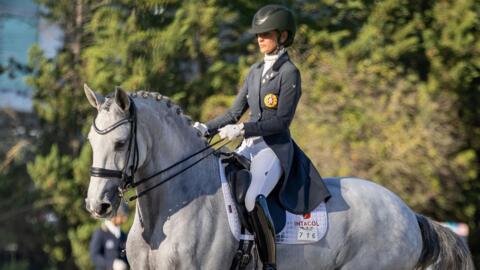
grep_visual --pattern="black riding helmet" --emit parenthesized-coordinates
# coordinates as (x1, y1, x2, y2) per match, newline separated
(250, 4, 296, 47)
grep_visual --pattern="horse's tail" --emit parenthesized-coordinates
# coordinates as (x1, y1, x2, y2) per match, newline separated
(415, 214, 475, 270)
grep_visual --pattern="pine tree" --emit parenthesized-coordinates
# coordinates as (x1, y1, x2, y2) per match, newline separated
(289, 0, 480, 264)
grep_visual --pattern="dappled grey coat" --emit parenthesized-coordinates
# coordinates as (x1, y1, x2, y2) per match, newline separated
(206, 52, 331, 214)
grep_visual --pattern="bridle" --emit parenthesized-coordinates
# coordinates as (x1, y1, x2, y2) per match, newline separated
(89, 98, 139, 195)
(89, 96, 228, 201)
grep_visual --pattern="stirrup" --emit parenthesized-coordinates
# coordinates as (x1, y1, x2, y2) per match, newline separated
(249, 195, 276, 270)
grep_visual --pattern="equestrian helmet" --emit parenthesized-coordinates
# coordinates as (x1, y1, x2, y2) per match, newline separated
(250, 4, 296, 47)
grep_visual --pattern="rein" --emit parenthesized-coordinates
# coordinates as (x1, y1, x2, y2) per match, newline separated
(89, 97, 229, 202)
(128, 138, 227, 201)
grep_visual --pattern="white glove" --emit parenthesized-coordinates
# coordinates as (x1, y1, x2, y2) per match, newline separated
(193, 122, 209, 137)
(113, 259, 128, 270)
(218, 123, 244, 140)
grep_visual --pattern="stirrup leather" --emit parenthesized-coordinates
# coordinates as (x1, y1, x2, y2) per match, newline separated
(249, 195, 276, 270)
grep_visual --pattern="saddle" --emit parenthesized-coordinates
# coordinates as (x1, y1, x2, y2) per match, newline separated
(220, 152, 286, 233)
(218, 152, 329, 270)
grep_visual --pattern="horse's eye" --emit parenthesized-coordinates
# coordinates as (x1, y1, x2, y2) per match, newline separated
(114, 140, 127, 151)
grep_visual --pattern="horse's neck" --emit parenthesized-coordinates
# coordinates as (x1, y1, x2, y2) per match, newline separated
(133, 101, 223, 235)
(136, 159, 222, 235)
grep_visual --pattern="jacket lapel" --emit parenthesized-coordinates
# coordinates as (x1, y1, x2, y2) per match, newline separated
(272, 52, 289, 71)
(260, 52, 289, 86)
(252, 62, 264, 110)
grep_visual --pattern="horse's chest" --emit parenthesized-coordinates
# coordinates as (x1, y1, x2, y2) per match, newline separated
(128, 195, 234, 269)
(129, 232, 196, 269)
(147, 208, 216, 268)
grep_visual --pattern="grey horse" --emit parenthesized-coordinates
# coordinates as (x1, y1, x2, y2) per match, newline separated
(84, 85, 474, 270)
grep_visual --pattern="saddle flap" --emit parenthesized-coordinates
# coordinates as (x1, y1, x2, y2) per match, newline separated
(222, 153, 286, 233)
(234, 169, 251, 204)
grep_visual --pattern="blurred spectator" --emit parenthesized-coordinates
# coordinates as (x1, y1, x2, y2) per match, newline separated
(440, 221, 469, 244)
(89, 202, 129, 270)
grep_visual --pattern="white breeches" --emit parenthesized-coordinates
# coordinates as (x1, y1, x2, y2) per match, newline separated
(236, 137, 282, 212)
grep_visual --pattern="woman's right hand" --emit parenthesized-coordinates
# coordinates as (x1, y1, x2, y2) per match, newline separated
(218, 123, 244, 140)
(193, 122, 209, 137)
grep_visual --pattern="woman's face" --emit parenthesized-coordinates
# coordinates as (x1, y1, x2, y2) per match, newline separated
(257, 31, 279, 54)
(257, 30, 288, 54)
(111, 215, 128, 226)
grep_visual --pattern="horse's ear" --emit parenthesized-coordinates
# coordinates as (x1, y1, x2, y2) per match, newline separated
(84, 83, 104, 110)
(114, 86, 130, 112)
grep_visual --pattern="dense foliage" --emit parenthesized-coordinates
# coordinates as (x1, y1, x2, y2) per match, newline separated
(1, 0, 478, 269)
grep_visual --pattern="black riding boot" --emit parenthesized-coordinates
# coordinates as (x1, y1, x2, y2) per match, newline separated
(249, 195, 276, 270)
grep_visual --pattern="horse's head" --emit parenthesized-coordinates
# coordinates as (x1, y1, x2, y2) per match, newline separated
(84, 84, 145, 218)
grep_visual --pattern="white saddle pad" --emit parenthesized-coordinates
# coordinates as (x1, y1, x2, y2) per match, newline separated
(218, 159, 328, 244)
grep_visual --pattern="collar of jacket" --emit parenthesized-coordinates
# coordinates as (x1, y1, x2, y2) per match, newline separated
(256, 52, 290, 71)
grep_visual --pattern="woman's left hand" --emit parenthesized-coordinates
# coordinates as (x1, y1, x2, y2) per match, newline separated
(218, 123, 244, 140)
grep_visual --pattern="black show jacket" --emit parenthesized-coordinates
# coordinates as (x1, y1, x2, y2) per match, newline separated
(89, 225, 128, 270)
(207, 52, 331, 214)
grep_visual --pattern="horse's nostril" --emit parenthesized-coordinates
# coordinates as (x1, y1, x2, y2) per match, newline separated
(100, 203, 110, 213)
(95, 202, 111, 215)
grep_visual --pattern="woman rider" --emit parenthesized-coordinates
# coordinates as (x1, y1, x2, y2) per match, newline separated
(194, 5, 331, 270)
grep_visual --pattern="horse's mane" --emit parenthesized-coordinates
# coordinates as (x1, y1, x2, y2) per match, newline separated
(100, 90, 201, 138)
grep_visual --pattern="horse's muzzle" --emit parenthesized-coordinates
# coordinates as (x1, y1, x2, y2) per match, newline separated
(85, 198, 113, 218)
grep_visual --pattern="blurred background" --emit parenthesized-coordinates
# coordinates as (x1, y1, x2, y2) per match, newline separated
(0, 0, 478, 269)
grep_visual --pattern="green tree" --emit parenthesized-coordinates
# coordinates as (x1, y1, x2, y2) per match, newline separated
(0, 144, 48, 269)
(289, 0, 480, 264)
(27, 0, 99, 268)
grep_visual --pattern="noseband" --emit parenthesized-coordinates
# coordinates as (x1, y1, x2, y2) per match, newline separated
(89, 97, 139, 192)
